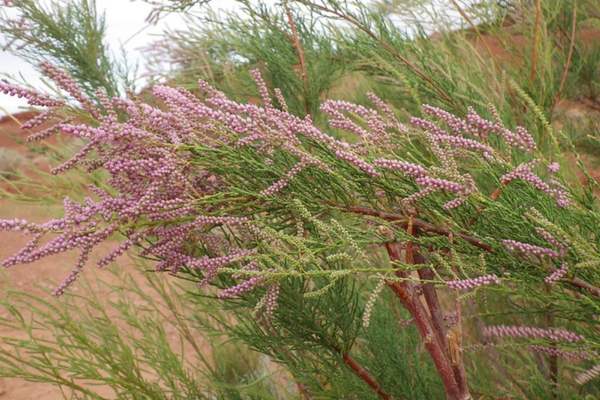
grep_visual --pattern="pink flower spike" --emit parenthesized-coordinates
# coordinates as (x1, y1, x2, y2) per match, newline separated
(250, 69, 272, 109)
(335, 149, 381, 177)
(548, 162, 560, 173)
(260, 161, 309, 196)
(40, 62, 99, 118)
(373, 159, 428, 177)
(446, 274, 500, 290)
(483, 325, 584, 343)
(218, 275, 263, 299)
(502, 239, 560, 258)
(415, 176, 463, 193)
(530, 345, 596, 361)
(421, 104, 467, 134)
(501, 161, 570, 208)
(263, 283, 280, 319)
(544, 263, 568, 285)
(0, 80, 63, 108)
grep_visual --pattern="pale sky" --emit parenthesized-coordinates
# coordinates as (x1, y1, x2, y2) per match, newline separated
(0, 0, 247, 114)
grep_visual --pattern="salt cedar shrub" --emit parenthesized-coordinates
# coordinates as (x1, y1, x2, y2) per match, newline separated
(1, 63, 600, 399)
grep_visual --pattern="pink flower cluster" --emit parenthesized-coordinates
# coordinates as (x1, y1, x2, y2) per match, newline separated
(321, 100, 376, 140)
(535, 227, 567, 256)
(373, 157, 473, 209)
(372, 158, 428, 178)
(446, 274, 500, 290)
(415, 176, 463, 193)
(422, 104, 468, 134)
(321, 94, 405, 146)
(501, 161, 570, 207)
(0, 80, 63, 108)
(501, 239, 560, 258)
(218, 275, 263, 299)
(20, 110, 54, 129)
(544, 262, 569, 285)
(273, 88, 288, 112)
(529, 345, 596, 361)
(0, 218, 44, 233)
(410, 116, 449, 137)
(217, 261, 280, 319)
(483, 325, 585, 343)
(547, 162, 560, 173)
(335, 149, 381, 177)
(465, 107, 536, 152)
(417, 104, 536, 153)
(52, 244, 92, 296)
(262, 283, 280, 319)
(400, 105, 546, 208)
(464, 107, 496, 138)
(1, 66, 274, 295)
(366, 92, 407, 132)
(250, 68, 273, 109)
(412, 114, 495, 160)
(0, 65, 404, 301)
(260, 161, 310, 196)
(502, 225, 569, 286)
(194, 215, 250, 226)
(40, 62, 99, 118)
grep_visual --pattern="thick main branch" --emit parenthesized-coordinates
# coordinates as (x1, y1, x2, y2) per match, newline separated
(385, 242, 463, 400)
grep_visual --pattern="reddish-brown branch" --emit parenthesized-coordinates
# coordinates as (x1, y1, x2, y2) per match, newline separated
(338, 204, 492, 252)
(416, 255, 469, 397)
(552, 2, 577, 109)
(387, 280, 463, 400)
(385, 242, 463, 400)
(283, 0, 310, 115)
(544, 301, 559, 399)
(342, 354, 394, 400)
(408, 219, 450, 359)
(409, 221, 470, 400)
(444, 236, 471, 399)
(417, 263, 449, 356)
(566, 278, 600, 298)
(296, 382, 312, 400)
(448, 291, 470, 398)
(530, 0, 543, 82)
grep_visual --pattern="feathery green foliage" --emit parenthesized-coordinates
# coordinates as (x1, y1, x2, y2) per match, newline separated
(0, 268, 286, 399)
(150, 0, 346, 117)
(0, 0, 121, 96)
